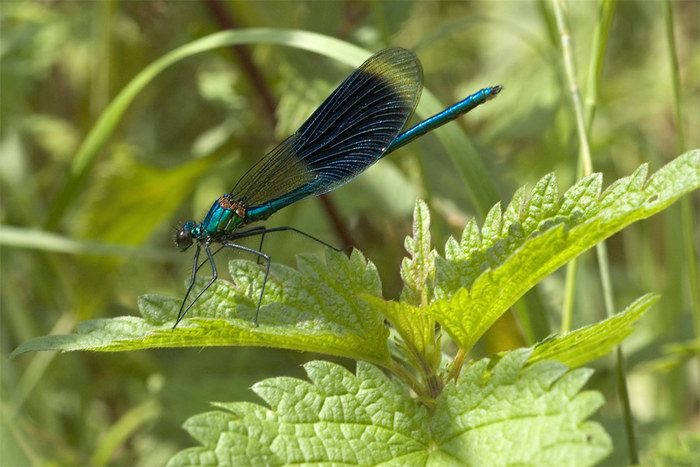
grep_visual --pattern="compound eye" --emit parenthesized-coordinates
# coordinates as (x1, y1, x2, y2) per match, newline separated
(175, 225, 194, 250)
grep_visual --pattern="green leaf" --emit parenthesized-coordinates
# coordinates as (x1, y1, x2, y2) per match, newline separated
(370, 299, 438, 373)
(169, 352, 610, 466)
(432, 150, 700, 350)
(169, 360, 431, 466)
(528, 294, 659, 368)
(10, 250, 390, 365)
(433, 350, 611, 465)
(400, 199, 436, 306)
(371, 200, 441, 376)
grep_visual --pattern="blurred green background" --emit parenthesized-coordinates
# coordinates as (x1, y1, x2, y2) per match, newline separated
(1, 1, 698, 465)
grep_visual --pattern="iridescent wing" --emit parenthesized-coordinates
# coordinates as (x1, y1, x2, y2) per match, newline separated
(230, 47, 423, 220)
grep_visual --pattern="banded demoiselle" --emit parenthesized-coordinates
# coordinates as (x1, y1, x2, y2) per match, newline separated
(175, 47, 501, 327)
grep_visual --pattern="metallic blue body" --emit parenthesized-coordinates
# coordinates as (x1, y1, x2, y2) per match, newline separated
(186, 86, 501, 242)
(386, 86, 500, 154)
(173, 47, 501, 327)
(199, 195, 242, 236)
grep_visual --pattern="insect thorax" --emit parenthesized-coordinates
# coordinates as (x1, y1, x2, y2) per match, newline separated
(201, 194, 246, 236)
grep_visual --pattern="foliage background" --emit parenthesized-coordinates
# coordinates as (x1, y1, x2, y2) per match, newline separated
(1, 1, 698, 465)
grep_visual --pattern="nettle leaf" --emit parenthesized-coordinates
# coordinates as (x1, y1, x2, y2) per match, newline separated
(528, 293, 658, 368)
(374, 200, 440, 373)
(169, 351, 610, 466)
(11, 250, 390, 364)
(433, 349, 611, 465)
(169, 360, 431, 466)
(366, 298, 441, 380)
(432, 150, 700, 350)
(400, 199, 437, 306)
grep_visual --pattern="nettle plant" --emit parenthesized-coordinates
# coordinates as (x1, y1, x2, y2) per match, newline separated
(14, 150, 700, 465)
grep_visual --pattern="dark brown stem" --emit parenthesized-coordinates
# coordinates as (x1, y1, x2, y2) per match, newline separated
(318, 194, 356, 249)
(202, 0, 277, 130)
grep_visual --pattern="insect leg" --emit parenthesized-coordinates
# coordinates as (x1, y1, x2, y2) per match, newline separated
(221, 242, 270, 326)
(173, 243, 218, 328)
(231, 226, 348, 253)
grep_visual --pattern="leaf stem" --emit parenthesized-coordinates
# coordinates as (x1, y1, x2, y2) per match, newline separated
(448, 347, 469, 382)
(385, 359, 430, 399)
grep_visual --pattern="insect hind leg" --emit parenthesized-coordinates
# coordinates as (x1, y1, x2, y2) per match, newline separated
(222, 226, 350, 324)
(221, 242, 270, 326)
(231, 225, 350, 255)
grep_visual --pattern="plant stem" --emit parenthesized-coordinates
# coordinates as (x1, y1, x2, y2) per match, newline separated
(448, 348, 469, 382)
(202, 0, 278, 130)
(386, 359, 430, 400)
(551, 0, 592, 177)
(552, 0, 639, 462)
(561, 261, 576, 333)
(552, 0, 591, 336)
(583, 0, 616, 131)
(616, 346, 639, 464)
(663, 0, 700, 382)
(562, 0, 615, 334)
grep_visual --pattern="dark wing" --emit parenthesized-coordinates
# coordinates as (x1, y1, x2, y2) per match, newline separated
(230, 47, 423, 219)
